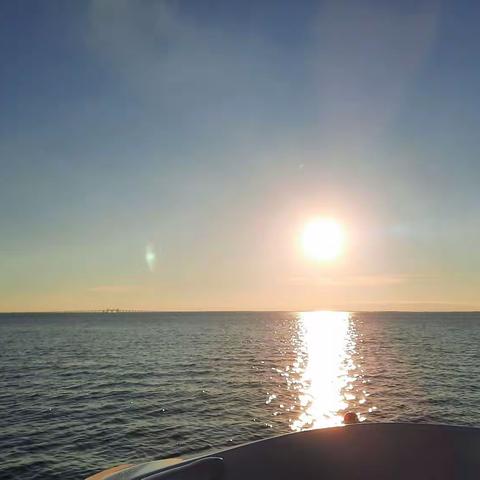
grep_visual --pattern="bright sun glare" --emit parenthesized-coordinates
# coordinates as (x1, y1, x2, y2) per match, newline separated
(302, 218, 345, 262)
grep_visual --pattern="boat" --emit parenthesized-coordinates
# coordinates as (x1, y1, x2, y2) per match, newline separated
(87, 422, 480, 479)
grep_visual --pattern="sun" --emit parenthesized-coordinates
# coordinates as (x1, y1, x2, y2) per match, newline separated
(302, 218, 345, 262)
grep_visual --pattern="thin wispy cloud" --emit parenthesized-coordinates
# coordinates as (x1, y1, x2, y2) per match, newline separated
(309, 0, 440, 156)
(288, 273, 430, 288)
(89, 284, 138, 294)
(87, 0, 279, 111)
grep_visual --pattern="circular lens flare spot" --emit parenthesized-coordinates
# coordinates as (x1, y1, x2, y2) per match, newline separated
(145, 243, 156, 272)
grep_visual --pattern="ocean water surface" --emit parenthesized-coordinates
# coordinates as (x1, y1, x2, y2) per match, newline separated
(1, 311, 479, 479)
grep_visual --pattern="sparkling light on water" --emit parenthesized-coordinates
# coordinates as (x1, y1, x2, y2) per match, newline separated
(291, 311, 359, 430)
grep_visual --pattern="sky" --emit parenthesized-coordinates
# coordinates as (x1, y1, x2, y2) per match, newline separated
(1, 0, 480, 312)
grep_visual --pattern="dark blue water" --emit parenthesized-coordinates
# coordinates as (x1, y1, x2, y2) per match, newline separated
(1, 311, 479, 479)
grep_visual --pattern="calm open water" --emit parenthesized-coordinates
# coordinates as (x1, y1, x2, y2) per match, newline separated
(1, 311, 479, 479)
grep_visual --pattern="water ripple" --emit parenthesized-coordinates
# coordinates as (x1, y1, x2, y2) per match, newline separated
(1, 311, 480, 479)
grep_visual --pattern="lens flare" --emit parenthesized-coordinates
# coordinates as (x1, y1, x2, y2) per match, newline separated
(145, 243, 156, 272)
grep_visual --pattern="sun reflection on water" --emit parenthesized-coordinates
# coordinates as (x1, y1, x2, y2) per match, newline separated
(290, 311, 359, 430)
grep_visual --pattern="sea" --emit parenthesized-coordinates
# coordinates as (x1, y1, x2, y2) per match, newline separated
(1, 311, 479, 479)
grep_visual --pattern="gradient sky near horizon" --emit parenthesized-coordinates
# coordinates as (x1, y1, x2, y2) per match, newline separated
(1, 0, 480, 312)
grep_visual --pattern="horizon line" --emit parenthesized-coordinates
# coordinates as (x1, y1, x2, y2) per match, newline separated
(1, 308, 480, 315)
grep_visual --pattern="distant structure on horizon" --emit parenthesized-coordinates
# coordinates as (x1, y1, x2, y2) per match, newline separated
(101, 308, 139, 313)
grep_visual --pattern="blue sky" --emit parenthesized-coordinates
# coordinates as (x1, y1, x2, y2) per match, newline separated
(1, 0, 480, 311)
